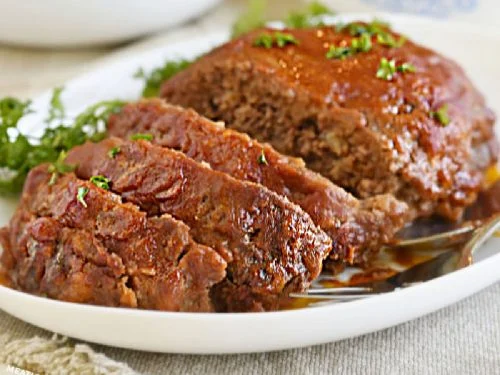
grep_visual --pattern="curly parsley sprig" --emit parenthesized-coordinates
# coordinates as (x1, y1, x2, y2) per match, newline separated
(0, 90, 125, 194)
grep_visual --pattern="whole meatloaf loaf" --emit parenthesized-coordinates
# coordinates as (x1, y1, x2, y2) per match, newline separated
(0, 166, 226, 312)
(160, 24, 499, 221)
(108, 99, 409, 264)
(66, 138, 332, 312)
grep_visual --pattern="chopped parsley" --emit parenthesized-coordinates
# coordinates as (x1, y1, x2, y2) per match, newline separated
(45, 87, 65, 124)
(351, 33, 372, 52)
(254, 32, 299, 48)
(326, 33, 373, 60)
(284, 1, 335, 29)
(135, 60, 192, 98)
(0, 93, 125, 195)
(326, 45, 352, 60)
(130, 133, 153, 141)
(257, 149, 268, 165)
(231, 0, 267, 38)
(77, 186, 89, 208)
(377, 58, 415, 80)
(377, 33, 406, 48)
(397, 62, 416, 73)
(108, 146, 121, 159)
(376, 58, 397, 80)
(47, 151, 75, 186)
(90, 175, 110, 190)
(430, 104, 451, 126)
(336, 20, 406, 49)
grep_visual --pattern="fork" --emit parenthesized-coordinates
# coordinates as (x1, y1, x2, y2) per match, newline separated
(290, 213, 500, 301)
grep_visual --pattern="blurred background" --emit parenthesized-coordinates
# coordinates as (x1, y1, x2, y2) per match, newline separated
(0, 0, 498, 97)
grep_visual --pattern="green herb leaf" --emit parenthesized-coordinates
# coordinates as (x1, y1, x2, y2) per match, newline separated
(397, 62, 416, 73)
(135, 60, 192, 98)
(275, 32, 299, 47)
(77, 186, 89, 208)
(45, 87, 65, 124)
(0, 97, 124, 195)
(130, 133, 153, 141)
(376, 32, 406, 48)
(430, 104, 451, 126)
(326, 45, 353, 60)
(253, 33, 274, 48)
(108, 146, 121, 159)
(231, 0, 267, 38)
(90, 175, 110, 190)
(285, 1, 335, 29)
(351, 33, 372, 52)
(254, 32, 299, 48)
(257, 149, 268, 165)
(376, 58, 397, 80)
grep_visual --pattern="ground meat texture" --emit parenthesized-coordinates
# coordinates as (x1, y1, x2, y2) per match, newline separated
(66, 138, 332, 312)
(160, 25, 499, 221)
(108, 99, 409, 264)
(0, 166, 226, 312)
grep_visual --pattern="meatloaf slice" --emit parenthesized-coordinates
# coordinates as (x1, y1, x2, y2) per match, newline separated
(108, 99, 408, 264)
(0, 166, 226, 312)
(66, 138, 332, 312)
(160, 25, 499, 221)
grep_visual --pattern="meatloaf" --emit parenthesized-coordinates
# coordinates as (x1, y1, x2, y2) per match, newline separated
(66, 138, 332, 311)
(160, 24, 499, 221)
(0, 166, 226, 312)
(108, 99, 408, 264)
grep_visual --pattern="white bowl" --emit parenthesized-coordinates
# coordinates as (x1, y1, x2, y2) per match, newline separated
(0, 0, 222, 48)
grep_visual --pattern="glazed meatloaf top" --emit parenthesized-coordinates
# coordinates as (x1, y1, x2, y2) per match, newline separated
(66, 138, 332, 312)
(108, 99, 409, 264)
(161, 24, 499, 221)
(0, 166, 226, 312)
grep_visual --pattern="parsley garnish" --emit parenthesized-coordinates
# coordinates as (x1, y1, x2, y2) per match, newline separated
(135, 60, 192, 98)
(376, 58, 415, 80)
(254, 32, 299, 48)
(108, 147, 121, 159)
(0, 94, 125, 195)
(377, 33, 406, 48)
(77, 186, 89, 208)
(90, 175, 110, 190)
(231, 0, 267, 38)
(397, 62, 416, 73)
(326, 33, 372, 60)
(430, 104, 450, 126)
(376, 58, 397, 80)
(351, 33, 372, 52)
(47, 151, 75, 186)
(257, 149, 268, 165)
(45, 87, 65, 124)
(284, 1, 335, 29)
(326, 45, 352, 60)
(130, 133, 153, 141)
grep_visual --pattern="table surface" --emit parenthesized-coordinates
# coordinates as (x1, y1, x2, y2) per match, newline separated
(0, 1, 499, 374)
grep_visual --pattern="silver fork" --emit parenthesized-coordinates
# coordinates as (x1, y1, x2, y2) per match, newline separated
(290, 213, 500, 301)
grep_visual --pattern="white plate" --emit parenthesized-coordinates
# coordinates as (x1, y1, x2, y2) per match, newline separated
(0, 0, 222, 47)
(1, 14, 499, 354)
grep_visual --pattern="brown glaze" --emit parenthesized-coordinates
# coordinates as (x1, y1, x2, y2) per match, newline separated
(108, 99, 408, 264)
(66, 138, 332, 312)
(0, 166, 226, 312)
(161, 24, 498, 221)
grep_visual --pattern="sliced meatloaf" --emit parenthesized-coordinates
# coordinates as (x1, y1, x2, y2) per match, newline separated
(66, 138, 332, 312)
(0, 166, 226, 312)
(160, 24, 499, 221)
(108, 99, 408, 264)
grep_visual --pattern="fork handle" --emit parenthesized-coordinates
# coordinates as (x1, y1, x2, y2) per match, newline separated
(457, 213, 500, 268)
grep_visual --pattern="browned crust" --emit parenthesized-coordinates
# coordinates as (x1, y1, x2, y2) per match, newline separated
(66, 138, 332, 311)
(160, 25, 499, 221)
